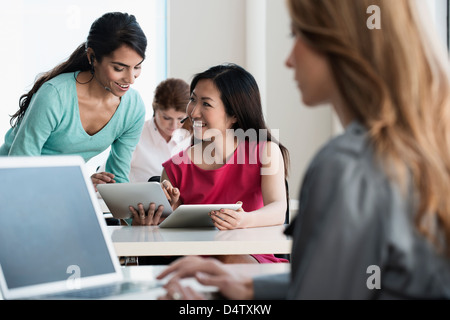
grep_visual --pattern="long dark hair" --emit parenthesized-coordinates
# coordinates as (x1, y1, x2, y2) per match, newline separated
(10, 12, 147, 127)
(190, 63, 290, 177)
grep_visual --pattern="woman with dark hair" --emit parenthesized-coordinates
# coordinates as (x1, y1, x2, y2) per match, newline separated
(0, 12, 147, 188)
(188, 64, 289, 173)
(130, 63, 290, 264)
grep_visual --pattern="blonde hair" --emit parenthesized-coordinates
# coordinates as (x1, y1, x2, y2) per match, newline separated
(287, 0, 450, 256)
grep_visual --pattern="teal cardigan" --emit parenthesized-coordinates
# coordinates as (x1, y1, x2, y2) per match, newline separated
(0, 72, 145, 183)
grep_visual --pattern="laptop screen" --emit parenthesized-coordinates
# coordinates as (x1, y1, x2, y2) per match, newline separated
(0, 165, 116, 291)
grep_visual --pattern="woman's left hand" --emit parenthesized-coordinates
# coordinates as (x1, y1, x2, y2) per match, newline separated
(209, 201, 245, 230)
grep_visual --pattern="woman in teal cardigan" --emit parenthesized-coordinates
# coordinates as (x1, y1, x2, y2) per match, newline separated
(0, 12, 147, 187)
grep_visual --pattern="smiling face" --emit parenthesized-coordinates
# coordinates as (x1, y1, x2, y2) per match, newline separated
(90, 45, 144, 97)
(187, 79, 237, 141)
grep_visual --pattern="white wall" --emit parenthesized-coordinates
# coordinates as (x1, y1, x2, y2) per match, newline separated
(263, 0, 333, 201)
(167, 0, 246, 83)
(427, 0, 449, 47)
(167, 0, 334, 200)
(0, 2, 24, 143)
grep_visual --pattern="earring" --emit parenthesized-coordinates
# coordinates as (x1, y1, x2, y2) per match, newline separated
(90, 55, 95, 75)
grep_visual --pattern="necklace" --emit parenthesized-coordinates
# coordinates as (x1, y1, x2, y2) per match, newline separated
(74, 71, 94, 85)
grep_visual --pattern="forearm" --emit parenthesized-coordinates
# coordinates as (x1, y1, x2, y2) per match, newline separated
(106, 139, 139, 183)
(241, 200, 286, 228)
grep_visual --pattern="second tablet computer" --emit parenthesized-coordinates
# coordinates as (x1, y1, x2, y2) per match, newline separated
(97, 182, 172, 220)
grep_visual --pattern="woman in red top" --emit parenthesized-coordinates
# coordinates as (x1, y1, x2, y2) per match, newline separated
(131, 64, 290, 264)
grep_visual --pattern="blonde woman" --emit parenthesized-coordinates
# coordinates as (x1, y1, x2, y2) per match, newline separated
(157, 0, 450, 300)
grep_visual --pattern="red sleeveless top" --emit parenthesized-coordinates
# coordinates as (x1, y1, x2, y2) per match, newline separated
(162, 140, 288, 264)
(163, 140, 264, 211)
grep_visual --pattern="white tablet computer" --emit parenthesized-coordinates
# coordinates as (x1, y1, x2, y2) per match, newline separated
(159, 203, 242, 228)
(97, 182, 172, 220)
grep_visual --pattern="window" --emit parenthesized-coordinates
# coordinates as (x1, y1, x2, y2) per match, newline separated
(0, 0, 167, 172)
(427, 0, 449, 50)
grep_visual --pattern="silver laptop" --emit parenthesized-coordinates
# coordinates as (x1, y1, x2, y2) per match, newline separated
(0, 156, 160, 300)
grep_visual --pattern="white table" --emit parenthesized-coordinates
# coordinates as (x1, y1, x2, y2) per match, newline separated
(108, 225, 292, 257)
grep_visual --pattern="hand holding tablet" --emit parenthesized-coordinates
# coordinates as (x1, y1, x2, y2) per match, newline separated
(97, 182, 172, 220)
(97, 182, 242, 228)
(159, 203, 243, 228)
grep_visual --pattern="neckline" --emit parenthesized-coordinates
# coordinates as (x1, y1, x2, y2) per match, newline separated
(187, 140, 242, 172)
(73, 71, 123, 137)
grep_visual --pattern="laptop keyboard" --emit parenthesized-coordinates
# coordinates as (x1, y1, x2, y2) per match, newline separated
(45, 281, 159, 299)
(55, 284, 121, 299)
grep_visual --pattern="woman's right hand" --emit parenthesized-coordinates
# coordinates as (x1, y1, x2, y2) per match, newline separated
(91, 172, 116, 192)
(157, 256, 255, 300)
(161, 180, 182, 210)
